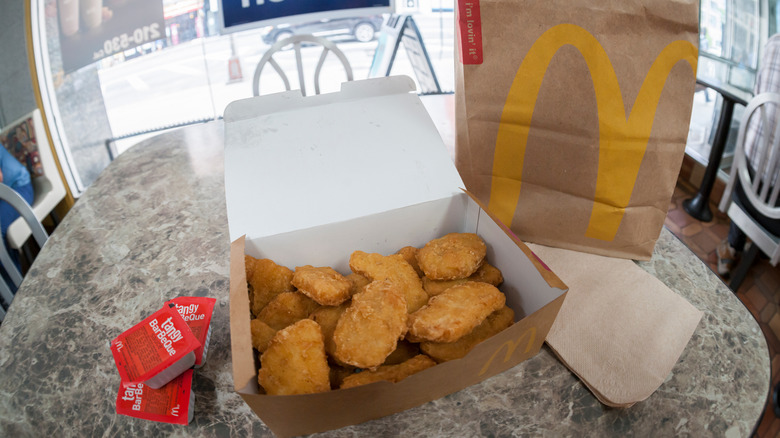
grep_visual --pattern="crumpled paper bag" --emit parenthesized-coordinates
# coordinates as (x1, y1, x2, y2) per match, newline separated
(528, 243, 703, 407)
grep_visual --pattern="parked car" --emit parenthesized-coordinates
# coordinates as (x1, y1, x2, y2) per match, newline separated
(261, 15, 386, 45)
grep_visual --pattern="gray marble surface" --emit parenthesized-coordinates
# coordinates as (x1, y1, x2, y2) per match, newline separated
(0, 120, 770, 437)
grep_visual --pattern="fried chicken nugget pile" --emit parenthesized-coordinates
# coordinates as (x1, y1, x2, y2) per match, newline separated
(308, 303, 349, 357)
(346, 273, 371, 295)
(383, 340, 421, 365)
(245, 257, 295, 317)
(396, 246, 425, 277)
(340, 355, 436, 389)
(250, 319, 276, 353)
(258, 319, 330, 395)
(292, 265, 352, 306)
(420, 305, 515, 362)
(349, 251, 428, 313)
(422, 262, 504, 296)
(332, 280, 408, 369)
(417, 233, 487, 280)
(407, 282, 506, 343)
(245, 232, 520, 394)
(257, 291, 320, 331)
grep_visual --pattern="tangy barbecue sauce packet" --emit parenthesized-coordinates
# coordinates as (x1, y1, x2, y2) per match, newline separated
(110, 306, 201, 389)
(116, 369, 195, 424)
(165, 297, 216, 368)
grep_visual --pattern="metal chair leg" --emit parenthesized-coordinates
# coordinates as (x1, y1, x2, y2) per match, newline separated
(774, 381, 780, 417)
(21, 245, 34, 275)
(730, 243, 759, 292)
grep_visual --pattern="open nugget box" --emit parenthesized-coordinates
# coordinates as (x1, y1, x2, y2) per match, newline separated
(225, 76, 568, 437)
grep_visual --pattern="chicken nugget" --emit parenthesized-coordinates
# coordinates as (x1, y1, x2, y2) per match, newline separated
(349, 251, 428, 313)
(257, 291, 320, 331)
(332, 280, 407, 370)
(245, 256, 295, 317)
(421, 305, 515, 362)
(407, 281, 505, 343)
(396, 246, 424, 277)
(469, 262, 504, 287)
(308, 303, 349, 357)
(258, 319, 330, 395)
(244, 254, 258, 272)
(383, 340, 421, 365)
(417, 233, 487, 280)
(340, 354, 436, 389)
(422, 262, 504, 296)
(422, 277, 467, 297)
(346, 273, 371, 296)
(329, 364, 357, 390)
(245, 255, 258, 305)
(250, 319, 277, 353)
(292, 265, 352, 306)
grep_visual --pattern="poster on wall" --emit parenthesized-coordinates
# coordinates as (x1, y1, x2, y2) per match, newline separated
(57, 0, 166, 73)
(220, 0, 392, 33)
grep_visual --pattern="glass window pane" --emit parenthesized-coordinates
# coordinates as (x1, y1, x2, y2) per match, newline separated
(701, 0, 726, 57)
(35, 1, 456, 194)
(730, 0, 760, 69)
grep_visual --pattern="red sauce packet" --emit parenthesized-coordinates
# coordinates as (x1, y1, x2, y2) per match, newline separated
(110, 306, 201, 388)
(166, 297, 216, 367)
(116, 369, 195, 425)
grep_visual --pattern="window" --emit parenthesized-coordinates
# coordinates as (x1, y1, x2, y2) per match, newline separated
(31, 0, 455, 196)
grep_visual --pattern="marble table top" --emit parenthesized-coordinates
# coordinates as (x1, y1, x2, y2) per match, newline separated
(0, 120, 770, 437)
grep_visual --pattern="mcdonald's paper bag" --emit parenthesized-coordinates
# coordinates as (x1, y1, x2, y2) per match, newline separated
(454, 0, 699, 260)
(527, 242, 703, 407)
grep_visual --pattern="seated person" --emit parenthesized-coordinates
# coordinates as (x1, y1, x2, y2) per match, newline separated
(717, 34, 780, 277)
(0, 145, 34, 283)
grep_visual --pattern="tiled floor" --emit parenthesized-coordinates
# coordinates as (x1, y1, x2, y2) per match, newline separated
(667, 178, 780, 437)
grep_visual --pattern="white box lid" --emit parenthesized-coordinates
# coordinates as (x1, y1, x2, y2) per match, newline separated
(224, 76, 465, 241)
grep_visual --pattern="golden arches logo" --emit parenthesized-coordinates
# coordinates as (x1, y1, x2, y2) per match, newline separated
(488, 24, 697, 241)
(478, 326, 536, 376)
